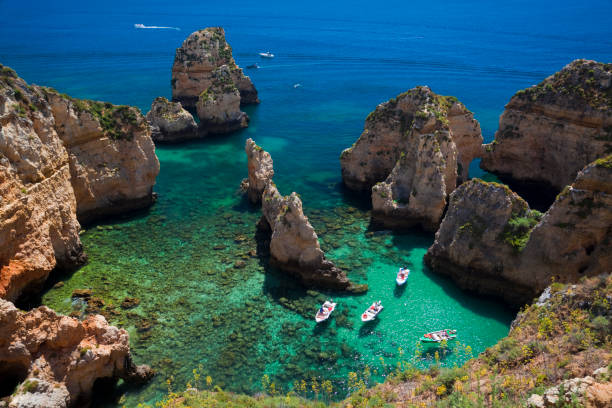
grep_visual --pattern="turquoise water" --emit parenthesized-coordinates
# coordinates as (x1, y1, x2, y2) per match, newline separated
(2, 0, 611, 406)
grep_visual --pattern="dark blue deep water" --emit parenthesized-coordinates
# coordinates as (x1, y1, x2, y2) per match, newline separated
(1, 1, 611, 406)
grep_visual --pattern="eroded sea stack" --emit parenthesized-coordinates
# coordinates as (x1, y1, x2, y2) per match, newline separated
(0, 298, 152, 407)
(145, 97, 198, 142)
(340, 86, 482, 230)
(171, 27, 258, 135)
(481, 59, 612, 192)
(0, 65, 159, 301)
(425, 155, 612, 306)
(243, 139, 361, 292)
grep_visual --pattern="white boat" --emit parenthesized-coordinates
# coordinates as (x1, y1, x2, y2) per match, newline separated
(259, 51, 275, 58)
(396, 267, 410, 285)
(361, 301, 383, 322)
(315, 300, 336, 323)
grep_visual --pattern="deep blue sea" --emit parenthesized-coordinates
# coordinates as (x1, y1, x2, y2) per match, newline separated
(1, 1, 611, 406)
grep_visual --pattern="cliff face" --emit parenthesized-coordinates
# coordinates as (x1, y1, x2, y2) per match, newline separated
(171, 27, 258, 108)
(481, 59, 612, 191)
(195, 65, 248, 134)
(0, 66, 85, 302)
(425, 156, 612, 306)
(260, 184, 353, 291)
(0, 64, 159, 302)
(145, 97, 197, 143)
(0, 298, 152, 408)
(340, 86, 482, 230)
(44, 90, 159, 224)
(244, 138, 274, 204)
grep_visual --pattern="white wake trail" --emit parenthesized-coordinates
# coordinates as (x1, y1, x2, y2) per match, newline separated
(134, 24, 180, 31)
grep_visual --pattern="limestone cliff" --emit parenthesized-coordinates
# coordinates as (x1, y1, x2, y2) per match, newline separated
(0, 298, 152, 408)
(0, 64, 159, 302)
(195, 65, 248, 134)
(481, 59, 612, 192)
(171, 27, 258, 108)
(425, 156, 612, 306)
(146, 97, 197, 142)
(0, 65, 85, 302)
(260, 184, 354, 291)
(243, 138, 274, 204)
(340, 86, 482, 230)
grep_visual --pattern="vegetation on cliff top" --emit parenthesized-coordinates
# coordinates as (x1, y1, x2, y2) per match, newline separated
(514, 59, 612, 111)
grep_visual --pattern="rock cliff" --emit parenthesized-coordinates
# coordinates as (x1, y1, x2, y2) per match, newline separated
(340, 86, 482, 230)
(481, 59, 612, 192)
(425, 156, 612, 306)
(260, 184, 355, 291)
(0, 64, 159, 302)
(145, 97, 197, 142)
(195, 65, 248, 134)
(243, 138, 274, 204)
(0, 298, 152, 408)
(171, 27, 258, 108)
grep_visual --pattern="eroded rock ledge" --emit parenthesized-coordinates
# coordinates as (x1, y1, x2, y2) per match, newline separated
(0, 64, 159, 302)
(171, 28, 257, 135)
(425, 156, 612, 306)
(340, 86, 482, 231)
(146, 97, 197, 142)
(481, 59, 612, 193)
(0, 298, 152, 408)
(243, 139, 363, 292)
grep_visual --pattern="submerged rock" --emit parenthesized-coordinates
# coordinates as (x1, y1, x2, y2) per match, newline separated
(0, 64, 159, 302)
(425, 156, 612, 306)
(260, 184, 359, 291)
(340, 86, 482, 230)
(244, 138, 274, 204)
(0, 298, 152, 407)
(145, 96, 197, 142)
(171, 27, 258, 109)
(481, 59, 612, 192)
(195, 65, 248, 134)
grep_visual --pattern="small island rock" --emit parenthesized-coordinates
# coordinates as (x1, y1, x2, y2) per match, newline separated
(145, 96, 197, 142)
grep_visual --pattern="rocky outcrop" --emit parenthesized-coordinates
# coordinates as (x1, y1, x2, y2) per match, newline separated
(260, 184, 356, 291)
(0, 64, 159, 302)
(527, 368, 612, 408)
(195, 65, 248, 134)
(0, 298, 152, 408)
(44, 90, 159, 224)
(424, 179, 542, 305)
(243, 138, 274, 204)
(340, 86, 482, 230)
(425, 156, 612, 306)
(171, 27, 258, 109)
(481, 59, 612, 192)
(145, 97, 197, 142)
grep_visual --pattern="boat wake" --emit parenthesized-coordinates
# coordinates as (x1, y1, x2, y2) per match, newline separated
(134, 24, 180, 31)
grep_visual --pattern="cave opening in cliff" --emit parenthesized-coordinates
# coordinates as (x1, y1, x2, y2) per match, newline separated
(86, 377, 123, 407)
(0, 361, 28, 397)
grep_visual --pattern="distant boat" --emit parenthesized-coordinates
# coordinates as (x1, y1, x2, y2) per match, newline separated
(421, 329, 457, 343)
(259, 52, 275, 58)
(293, 83, 302, 88)
(246, 63, 260, 69)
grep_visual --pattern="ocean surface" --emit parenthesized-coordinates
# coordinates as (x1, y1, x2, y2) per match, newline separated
(1, 0, 611, 405)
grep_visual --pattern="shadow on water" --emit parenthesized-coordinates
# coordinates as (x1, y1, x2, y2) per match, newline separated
(393, 283, 407, 298)
(358, 318, 381, 337)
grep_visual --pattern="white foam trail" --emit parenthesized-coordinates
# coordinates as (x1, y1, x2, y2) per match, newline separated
(134, 23, 180, 31)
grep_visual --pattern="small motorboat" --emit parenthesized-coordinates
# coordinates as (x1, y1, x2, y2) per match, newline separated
(293, 83, 302, 88)
(420, 329, 457, 343)
(361, 301, 383, 322)
(259, 51, 275, 58)
(246, 63, 260, 69)
(315, 300, 336, 323)
(396, 267, 410, 285)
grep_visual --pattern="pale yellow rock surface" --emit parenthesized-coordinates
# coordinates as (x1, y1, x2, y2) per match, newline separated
(244, 138, 274, 204)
